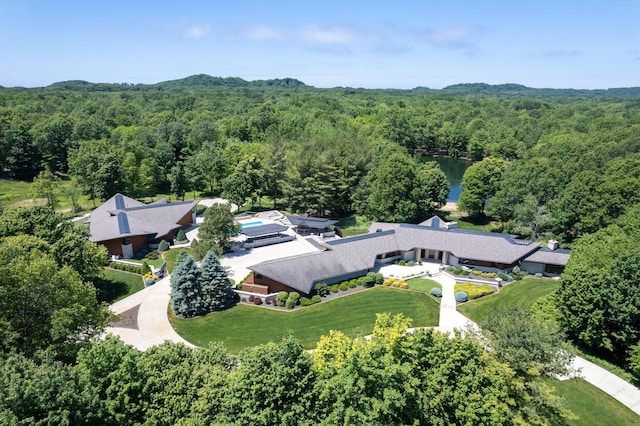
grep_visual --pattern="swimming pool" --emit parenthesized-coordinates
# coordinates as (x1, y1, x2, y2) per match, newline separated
(241, 220, 264, 228)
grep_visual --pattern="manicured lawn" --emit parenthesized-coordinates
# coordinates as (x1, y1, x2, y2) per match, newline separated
(95, 268, 145, 304)
(162, 247, 195, 273)
(170, 286, 439, 352)
(551, 378, 640, 425)
(407, 277, 442, 303)
(458, 277, 558, 324)
(124, 257, 165, 269)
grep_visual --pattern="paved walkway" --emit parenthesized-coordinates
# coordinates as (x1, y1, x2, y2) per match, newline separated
(106, 276, 195, 350)
(424, 268, 640, 417)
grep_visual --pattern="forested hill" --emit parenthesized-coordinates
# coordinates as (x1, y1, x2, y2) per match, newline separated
(3, 74, 640, 98)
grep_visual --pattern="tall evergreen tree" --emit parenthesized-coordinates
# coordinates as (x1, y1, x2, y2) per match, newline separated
(169, 252, 201, 318)
(200, 251, 238, 312)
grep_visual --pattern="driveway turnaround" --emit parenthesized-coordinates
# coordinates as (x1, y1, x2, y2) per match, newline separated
(106, 276, 195, 350)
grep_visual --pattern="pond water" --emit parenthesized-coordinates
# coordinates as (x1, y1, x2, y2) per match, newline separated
(421, 155, 473, 202)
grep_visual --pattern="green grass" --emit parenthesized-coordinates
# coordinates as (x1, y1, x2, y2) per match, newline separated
(407, 277, 442, 303)
(551, 378, 640, 425)
(335, 215, 372, 237)
(124, 257, 165, 269)
(458, 278, 558, 324)
(0, 176, 97, 214)
(162, 247, 195, 273)
(95, 268, 145, 304)
(170, 286, 439, 352)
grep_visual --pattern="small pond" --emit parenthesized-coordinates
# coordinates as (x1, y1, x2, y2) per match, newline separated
(421, 155, 473, 202)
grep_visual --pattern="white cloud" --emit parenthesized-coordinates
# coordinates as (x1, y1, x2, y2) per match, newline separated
(245, 24, 282, 41)
(298, 24, 361, 46)
(184, 24, 210, 39)
(415, 25, 483, 52)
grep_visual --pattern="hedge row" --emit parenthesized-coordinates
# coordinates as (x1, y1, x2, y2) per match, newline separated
(454, 283, 494, 300)
(109, 262, 145, 275)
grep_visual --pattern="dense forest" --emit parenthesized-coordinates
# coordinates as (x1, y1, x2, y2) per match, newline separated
(2, 75, 640, 424)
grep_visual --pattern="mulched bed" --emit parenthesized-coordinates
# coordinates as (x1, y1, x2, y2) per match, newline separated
(109, 304, 140, 329)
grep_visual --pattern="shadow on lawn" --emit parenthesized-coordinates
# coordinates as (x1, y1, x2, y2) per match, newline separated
(94, 278, 130, 304)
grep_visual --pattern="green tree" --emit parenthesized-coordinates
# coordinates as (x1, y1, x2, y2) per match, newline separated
(220, 336, 315, 425)
(169, 252, 202, 318)
(68, 139, 125, 204)
(458, 157, 507, 216)
(194, 203, 240, 258)
(199, 250, 238, 312)
(0, 235, 112, 356)
(0, 352, 107, 424)
(31, 169, 60, 208)
(556, 206, 640, 362)
(170, 161, 188, 201)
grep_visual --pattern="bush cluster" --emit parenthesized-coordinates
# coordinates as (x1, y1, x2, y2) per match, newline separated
(382, 278, 408, 288)
(300, 295, 322, 306)
(109, 262, 145, 275)
(470, 270, 497, 279)
(276, 291, 288, 307)
(497, 272, 510, 281)
(454, 283, 494, 300)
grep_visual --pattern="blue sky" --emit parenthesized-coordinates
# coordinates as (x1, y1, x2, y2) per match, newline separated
(1, 1, 638, 89)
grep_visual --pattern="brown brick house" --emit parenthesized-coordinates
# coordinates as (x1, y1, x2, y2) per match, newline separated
(88, 193, 197, 258)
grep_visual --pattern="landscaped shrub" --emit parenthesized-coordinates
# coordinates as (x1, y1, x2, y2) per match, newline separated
(362, 275, 375, 288)
(399, 281, 409, 289)
(158, 240, 170, 252)
(141, 261, 151, 274)
(276, 291, 289, 307)
(329, 284, 340, 293)
(453, 267, 463, 275)
(315, 282, 329, 297)
(417, 257, 423, 265)
(300, 297, 312, 306)
(460, 270, 469, 276)
(339, 283, 348, 291)
(497, 273, 509, 281)
(399, 259, 406, 266)
(446, 266, 454, 272)
(455, 291, 469, 303)
(191, 239, 199, 249)
(472, 269, 482, 276)
(511, 265, 525, 280)
(454, 283, 494, 300)
(356, 277, 363, 286)
(430, 287, 442, 297)
(383, 278, 393, 286)
(145, 278, 155, 286)
(285, 297, 296, 309)
(535, 272, 543, 278)
(288, 292, 300, 303)
(407, 261, 415, 267)
(176, 229, 187, 242)
(311, 295, 321, 304)
(348, 280, 357, 288)
(391, 280, 402, 288)
(145, 250, 159, 260)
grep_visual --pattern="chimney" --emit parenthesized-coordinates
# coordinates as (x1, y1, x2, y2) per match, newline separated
(548, 240, 558, 250)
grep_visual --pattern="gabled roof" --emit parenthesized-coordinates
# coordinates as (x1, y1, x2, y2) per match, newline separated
(287, 215, 338, 229)
(89, 193, 198, 243)
(250, 221, 547, 294)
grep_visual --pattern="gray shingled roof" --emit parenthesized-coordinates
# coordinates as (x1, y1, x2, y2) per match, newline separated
(523, 248, 571, 266)
(241, 223, 288, 237)
(287, 215, 338, 229)
(89, 193, 198, 243)
(249, 221, 551, 294)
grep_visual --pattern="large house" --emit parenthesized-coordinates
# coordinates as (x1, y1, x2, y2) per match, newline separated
(243, 216, 570, 296)
(89, 193, 198, 258)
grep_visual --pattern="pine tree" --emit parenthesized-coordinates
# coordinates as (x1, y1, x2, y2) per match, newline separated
(169, 252, 201, 318)
(200, 250, 238, 312)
